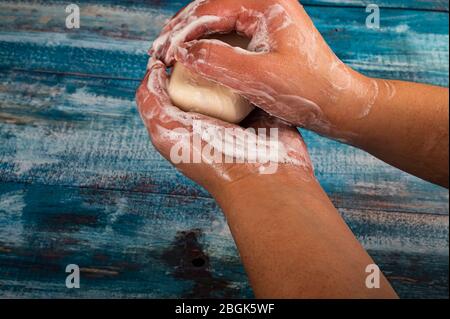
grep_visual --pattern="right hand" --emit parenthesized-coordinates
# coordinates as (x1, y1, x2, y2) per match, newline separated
(152, 0, 379, 141)
(136, 58, 315, 196)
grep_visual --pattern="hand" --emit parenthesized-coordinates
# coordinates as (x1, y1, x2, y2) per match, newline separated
(136, 60, 399, 299)
(136, 58, 315, 196)
(151, 0, 379, 141)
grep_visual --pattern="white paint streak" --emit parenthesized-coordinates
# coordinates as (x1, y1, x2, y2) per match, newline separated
(0, 31, 148, 54)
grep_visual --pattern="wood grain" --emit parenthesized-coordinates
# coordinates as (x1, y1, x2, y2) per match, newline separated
(0, 0, 448, 298)
(0, 182, 447, 298)
(16, 0, 450, 11)
(1, 70, 447, 214)
(0, 2, 448, 85)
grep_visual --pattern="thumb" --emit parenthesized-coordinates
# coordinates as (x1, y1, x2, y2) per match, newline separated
(243, 110, 315, 174)
(174, 39, 271, 101)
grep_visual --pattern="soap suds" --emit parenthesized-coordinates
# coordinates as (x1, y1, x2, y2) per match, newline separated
(140, 59, 313, 178)
(152, 1, 295, 63)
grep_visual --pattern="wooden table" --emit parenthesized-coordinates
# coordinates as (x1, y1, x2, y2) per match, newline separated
(0, 0, 448, 298)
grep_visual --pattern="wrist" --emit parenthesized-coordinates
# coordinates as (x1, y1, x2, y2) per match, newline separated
(210, 166, 320, 214)
(318, 69, 380, 145)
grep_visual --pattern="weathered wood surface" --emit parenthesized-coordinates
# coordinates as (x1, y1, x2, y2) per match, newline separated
(1, 1, 449, 85)
(0, 0, 448, 298)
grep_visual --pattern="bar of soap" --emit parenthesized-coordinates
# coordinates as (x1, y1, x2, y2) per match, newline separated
(168, 35, 254, 124)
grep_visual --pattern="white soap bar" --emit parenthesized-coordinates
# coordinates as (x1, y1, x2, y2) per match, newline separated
(168, 35, 254, 124)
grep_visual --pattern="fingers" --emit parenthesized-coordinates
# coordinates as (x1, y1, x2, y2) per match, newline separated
(151, 0, 240, 65)
(243, 110, 315, 173)
(136, 59, 313, 175)
(175, 39, 274, 104)
(151, 0, 296, 65)
(151, 16, 232, 65)
(244, 109, 303, 148)
(136, 59, 170, 128)
(137, 58, 239, 157)
(174, 38, 286, 115)
(137, 59, 195, 157)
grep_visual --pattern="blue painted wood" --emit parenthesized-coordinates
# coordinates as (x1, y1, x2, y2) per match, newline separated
(0, 0, 448, 298)
(0, 70, 447, 214)
(0, 2, 448, 85)
(304, 0, 449, 11)
(25, 0, 450, 11)
(0, 182, 447, 298)
(0, 182, 252, 298)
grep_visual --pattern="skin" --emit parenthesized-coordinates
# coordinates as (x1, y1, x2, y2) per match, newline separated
(136, 60, 398, 299)
(152, 0, 449, 188)
(215, 169, 397, 299)
(136, 0, 448, 299)
(350, 80, 449, 188)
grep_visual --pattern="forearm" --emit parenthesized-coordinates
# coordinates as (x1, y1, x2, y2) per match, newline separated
(211, 169, 398, 299)
(335, 76, 449, 187)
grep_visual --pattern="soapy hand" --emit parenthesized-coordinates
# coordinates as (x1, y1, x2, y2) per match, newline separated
(151, 0, 379, 140)
(136, 58, 314, 194)
(136, 59, 401, 300)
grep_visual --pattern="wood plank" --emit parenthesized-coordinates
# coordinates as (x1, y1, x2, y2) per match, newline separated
(0, 182, 447, 298)
(14, 0, 450, 12)
(0, 2, 448, 86)
(303, 0, 449, 11)
(0, 70, 448, 215)
(369, 250, 449, 298)
(0, 0, 448, 299)
(0, 182, 252, 298)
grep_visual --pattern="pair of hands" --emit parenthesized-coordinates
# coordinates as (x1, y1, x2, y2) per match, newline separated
(136, 0, 375, 193)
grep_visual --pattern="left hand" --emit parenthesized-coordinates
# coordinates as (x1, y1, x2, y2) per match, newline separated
(136, 58, 315, 196)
